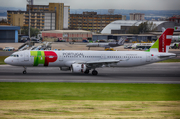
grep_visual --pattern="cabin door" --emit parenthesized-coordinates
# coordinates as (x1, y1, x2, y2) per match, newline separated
(24, 52, 29, 61)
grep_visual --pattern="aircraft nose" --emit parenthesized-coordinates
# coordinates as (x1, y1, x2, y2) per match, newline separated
(4, 57, 10, 64)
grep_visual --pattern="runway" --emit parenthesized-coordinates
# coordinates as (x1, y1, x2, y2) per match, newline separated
(0, 63, 180, 84)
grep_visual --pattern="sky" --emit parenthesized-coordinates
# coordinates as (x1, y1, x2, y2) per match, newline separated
(0, 0, 180, 10)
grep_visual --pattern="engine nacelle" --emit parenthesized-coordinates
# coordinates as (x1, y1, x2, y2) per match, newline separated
(71, 64, 87, 73)
(59, 67, 71, 71)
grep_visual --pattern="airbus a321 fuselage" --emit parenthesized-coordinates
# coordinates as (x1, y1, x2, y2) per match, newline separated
(4, 28, 176, 75)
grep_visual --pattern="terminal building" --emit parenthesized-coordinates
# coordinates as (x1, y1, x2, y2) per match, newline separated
(92, 20, 180, 43)
(101, 20, 180, 34)
(7, 3, 70, 30)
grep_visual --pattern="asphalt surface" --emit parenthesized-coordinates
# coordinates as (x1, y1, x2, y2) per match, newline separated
(0, 63, 180, 83)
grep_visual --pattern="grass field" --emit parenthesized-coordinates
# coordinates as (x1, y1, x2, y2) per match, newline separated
(0, 83, 180, 101)
(0, 56, 7, 65)
(0, 83, 180, 118)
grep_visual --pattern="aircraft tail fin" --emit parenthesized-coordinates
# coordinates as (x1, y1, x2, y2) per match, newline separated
(118, 37, 126, 45)
(146, 28, 174, 53)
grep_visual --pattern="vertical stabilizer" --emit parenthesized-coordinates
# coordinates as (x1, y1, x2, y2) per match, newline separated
(117, 37, 126, 46)
(146, 28, 174, 53)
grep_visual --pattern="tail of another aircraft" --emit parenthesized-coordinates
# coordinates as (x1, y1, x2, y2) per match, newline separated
(146, 28, 174, 53)
(118, 37, 126, 45)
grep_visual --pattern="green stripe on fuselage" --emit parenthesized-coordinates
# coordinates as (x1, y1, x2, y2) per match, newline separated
(30, 51, 45, 66)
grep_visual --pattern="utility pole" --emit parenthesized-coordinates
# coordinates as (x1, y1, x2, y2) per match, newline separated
(27, 0, 31, 39)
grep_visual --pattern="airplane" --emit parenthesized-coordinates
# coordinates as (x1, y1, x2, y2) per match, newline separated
(4, 28, 176, 75)
(86, 37, 126, 50)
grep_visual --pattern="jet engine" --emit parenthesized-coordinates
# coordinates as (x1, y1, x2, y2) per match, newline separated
(59, 67, 71, 71)
(71, 64, 87, 73)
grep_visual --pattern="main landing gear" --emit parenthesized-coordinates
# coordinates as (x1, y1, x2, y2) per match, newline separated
(84, 69, 90, 74)
(92, 70, 98, 75)
(84, 69, 98, 75)
(23, 66, 27, 74)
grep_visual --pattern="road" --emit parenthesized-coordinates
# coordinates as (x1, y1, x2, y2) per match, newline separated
(0, 63, 180, 83)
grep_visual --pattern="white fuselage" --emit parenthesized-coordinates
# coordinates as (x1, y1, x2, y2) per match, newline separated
(4, 50, 176, 68)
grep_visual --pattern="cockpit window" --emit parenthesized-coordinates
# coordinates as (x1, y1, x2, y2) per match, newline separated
(10, 54, 19, 57)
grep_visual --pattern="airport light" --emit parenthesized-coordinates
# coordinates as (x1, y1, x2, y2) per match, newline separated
(27, 0, 32, 39)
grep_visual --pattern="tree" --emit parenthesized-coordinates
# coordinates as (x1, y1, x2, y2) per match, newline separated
(0, 18, 7, 23)
(21, 26, 40, 37)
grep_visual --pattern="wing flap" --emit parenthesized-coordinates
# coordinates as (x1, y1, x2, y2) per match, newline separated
(86, 59, 120, 64)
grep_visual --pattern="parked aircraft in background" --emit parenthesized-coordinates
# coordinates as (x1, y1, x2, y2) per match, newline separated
(86, 37, 126, 50)
(4, 28, 176, 75)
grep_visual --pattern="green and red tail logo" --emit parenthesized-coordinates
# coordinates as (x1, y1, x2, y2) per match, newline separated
(146, 28, 174, 53)
(30, 51, 57, 66)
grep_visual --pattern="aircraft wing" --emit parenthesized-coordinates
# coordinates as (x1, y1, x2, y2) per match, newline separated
(86, 59, 120, 64)
(75, 59, 120, 69)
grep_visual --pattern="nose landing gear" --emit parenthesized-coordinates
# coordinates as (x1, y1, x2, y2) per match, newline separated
(23, 66, 27, 74)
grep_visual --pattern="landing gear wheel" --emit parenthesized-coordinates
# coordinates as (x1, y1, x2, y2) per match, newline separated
(23, 71, 27, 74)
(92, 70, 98, 75)
(84, 70, 89, 74)
(23, 66, 27, 74)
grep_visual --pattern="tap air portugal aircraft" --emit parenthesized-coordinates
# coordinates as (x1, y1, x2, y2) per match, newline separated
(4, 28, 176, 75)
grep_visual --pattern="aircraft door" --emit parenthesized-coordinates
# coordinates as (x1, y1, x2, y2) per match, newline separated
(59, 52, 63, 61)
(146, 53, 150, 62)
(24, 51, 29, 61)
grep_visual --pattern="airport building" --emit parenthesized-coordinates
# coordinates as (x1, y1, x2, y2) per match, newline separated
(92, 34, 157, 43)
(69, 12, 123, 33)
(0, 26, 20, 43)
(101, 20, 180, 34)
(130, 13, 145, 20)
(42, 30, 92, 42)
(168, 15, 180, 24)
(7, 3, 70, 30)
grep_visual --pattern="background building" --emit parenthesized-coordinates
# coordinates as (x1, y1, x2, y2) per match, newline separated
(7, 10, 55, 30)
(168, 15, 180, 24)
(130, 13, 145, 20)
(101, 20, 180, 34)
(69, 12, 122, 33)
(7, 3, 70, 31)
(0, 26, 20, 43)
(42, 30, 92, 42)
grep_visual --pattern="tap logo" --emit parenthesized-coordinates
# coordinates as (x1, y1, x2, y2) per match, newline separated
(30, 51, 57, 66)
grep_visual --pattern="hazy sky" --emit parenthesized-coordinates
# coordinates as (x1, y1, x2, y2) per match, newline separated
(0, 0, 180, 10)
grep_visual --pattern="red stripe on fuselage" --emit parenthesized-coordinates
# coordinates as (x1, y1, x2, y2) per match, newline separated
(44, 51, 57, 66)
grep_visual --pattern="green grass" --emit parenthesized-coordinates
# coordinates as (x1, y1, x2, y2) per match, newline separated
(0, 56, 7, 65)
(0, 83, 180, 101)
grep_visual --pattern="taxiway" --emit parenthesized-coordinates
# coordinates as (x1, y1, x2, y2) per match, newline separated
(0, 63, 180, 84)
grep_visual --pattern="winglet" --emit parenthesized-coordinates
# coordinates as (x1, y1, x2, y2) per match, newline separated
(146, 28, 174, 53)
